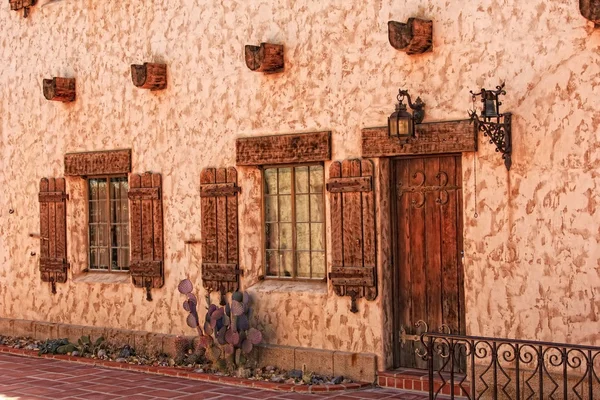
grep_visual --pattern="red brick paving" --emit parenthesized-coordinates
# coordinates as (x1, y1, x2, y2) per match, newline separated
(0, 353, 430, 399)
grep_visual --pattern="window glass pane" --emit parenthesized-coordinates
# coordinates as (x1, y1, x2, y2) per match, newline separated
(97, 248, 109, 270)
(264, 168, 278, 195)
(89, 201, 100, 223)
(121, 225, 129, 249)
(311, 223, 324, 251)
(295, 167, 309, 194)
(310, 194, 324, 222)
(265, 196, 278, 222)
(281, 251, 293, 277)
(90, 225, 107, 246)
(98, 178, 107, 199)
(89, 249, 97, 269)
(280, 223, 292, 250)
(296, 252, 311, 278)
(278, 168, 291, 194)
(311, 252, 325, 278)
(120, 199, 129, 222)
(279, 195, 292, 222)
(89, 179, 99, 199)
(296, 223, 310, 250)
(265, 223, 278, 250)
(111, 248, 119, 270)
(266, 250, 279, 276)
(309, 166, 324, 193)
(295, 194, 309, 222)
(120, 249, 130, 270)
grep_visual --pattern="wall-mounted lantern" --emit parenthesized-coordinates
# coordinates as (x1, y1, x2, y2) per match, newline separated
(131, 63, 167, 91)
(9, 0, 36, 17)
(388, 89, 425, 142)
(580, 0, 600, 27)
(43, 77, 76, 102)
(469, 82, 512, 170)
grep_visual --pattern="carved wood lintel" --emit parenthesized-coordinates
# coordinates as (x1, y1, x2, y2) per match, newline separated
(64, 149, 131, 176)
(131, 63, 167, 91)
(245, 43, 284, 74)
(9, 0, 35, 17)
(388, 18, 433, 55)
(362, 120, 476, 158)
(236, 131, 331, 166)
(580, 0, 600, 26)
(43, 77, 76, 102)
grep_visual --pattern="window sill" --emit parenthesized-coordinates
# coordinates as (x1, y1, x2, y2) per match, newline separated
(247, 279, 327, 295)
(72, 272, 130, 284)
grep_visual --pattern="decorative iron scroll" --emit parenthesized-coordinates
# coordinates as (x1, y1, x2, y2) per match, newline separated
(128, 172, 164, 301)
(39, 177, 69, 294)
(200, 167, 241, 304)
(397, 170, 460, 208)
(327, 159, 377, 313)
(417, 327, 600, 400)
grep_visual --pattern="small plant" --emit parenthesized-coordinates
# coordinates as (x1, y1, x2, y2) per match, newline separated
(38, 335, 105, 356)
(178, 279, 263, 371)
(75, 335, 105, 356)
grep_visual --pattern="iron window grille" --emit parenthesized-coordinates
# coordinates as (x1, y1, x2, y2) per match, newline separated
(88, 176, 130, 272)
(263, 165, 326, 280)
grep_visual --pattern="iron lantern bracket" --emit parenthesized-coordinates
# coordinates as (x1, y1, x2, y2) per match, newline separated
(397, 89, 425, 124)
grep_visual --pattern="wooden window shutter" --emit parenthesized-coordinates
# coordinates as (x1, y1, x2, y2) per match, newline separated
(39, 177, 69, 294)
(327, 159, 377, 313)
(128, 172, 164, 301)
(200, 167, 241, 304)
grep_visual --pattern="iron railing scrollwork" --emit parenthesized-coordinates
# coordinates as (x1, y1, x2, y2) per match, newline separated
(414, 328, 600, 400)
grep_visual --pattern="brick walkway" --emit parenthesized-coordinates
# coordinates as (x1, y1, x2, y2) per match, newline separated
(0, 353, 429, 399)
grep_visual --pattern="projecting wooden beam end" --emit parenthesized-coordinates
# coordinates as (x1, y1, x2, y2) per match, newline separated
(43, 77, 76, 102)
(580, 0, 600, 27)
(388, 18, 433, 55)
(131, 63, 167, 91)
(244, 43, 284, 74)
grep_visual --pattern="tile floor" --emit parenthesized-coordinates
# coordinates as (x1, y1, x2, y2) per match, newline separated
(0, 353, 431, 399)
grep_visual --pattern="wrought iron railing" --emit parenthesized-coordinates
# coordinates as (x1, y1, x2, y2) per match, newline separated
(418, 329, 600, 400)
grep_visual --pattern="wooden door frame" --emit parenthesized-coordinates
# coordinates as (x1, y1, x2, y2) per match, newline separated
(389, 153, 466, 368)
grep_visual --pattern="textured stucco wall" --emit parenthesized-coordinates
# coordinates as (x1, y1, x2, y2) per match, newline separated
(1, 0, 599, 371)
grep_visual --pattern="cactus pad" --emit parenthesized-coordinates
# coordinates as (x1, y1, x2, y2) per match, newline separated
(236, 314, 249, 331)
(241, 339, 253, 354)
(247, 328, 262, 345)
(225, 329, 240, 345)
(178, 279, 193, 294)
(231, 300, 244, 316)
(186, 313, 198, 329)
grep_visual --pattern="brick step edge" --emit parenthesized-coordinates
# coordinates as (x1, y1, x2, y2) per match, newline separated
(0, 346, 371, 393)
(378, 371, 471, 397)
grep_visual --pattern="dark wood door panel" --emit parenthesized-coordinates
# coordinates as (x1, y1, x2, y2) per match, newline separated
(392, 154, 465, 369)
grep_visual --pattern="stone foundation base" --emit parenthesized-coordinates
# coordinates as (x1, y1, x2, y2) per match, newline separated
(0, 317, 376, 382)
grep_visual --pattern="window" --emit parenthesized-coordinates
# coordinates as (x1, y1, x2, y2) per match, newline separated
(264, 165, 325, 280)
(88, 177, 130, 271)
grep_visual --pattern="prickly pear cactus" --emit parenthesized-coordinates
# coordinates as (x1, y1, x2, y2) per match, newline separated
(178, 278, 263, 369)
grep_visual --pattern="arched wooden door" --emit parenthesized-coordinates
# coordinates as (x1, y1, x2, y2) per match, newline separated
(391, 154, 466, 369)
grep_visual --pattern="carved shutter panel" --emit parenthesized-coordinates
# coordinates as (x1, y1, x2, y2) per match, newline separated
(200, 167, 241, 304)
(327, 159, 377, 313)
(128, 172, 164, 300)
(39, 177, 69, 294)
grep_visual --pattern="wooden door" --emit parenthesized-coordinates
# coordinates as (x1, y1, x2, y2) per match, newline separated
(392, 154, 465, 369)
